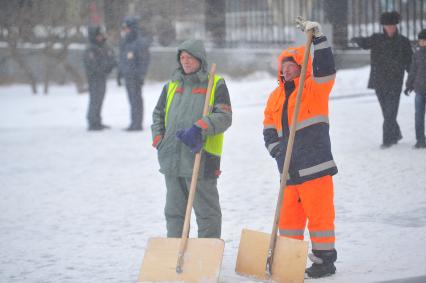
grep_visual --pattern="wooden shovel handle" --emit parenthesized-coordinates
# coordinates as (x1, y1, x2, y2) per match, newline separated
(266, 31, 314, 276)
(176, 63, 217, 273)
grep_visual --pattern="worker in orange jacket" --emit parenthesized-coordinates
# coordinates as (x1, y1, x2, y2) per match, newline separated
(263, 18, 337, 278)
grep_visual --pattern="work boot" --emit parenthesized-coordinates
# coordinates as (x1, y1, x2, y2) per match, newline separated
(414, 140, 426, 149)
(305, 249, 337, 278)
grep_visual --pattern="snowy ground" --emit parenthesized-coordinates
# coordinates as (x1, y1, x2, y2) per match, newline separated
(0, 66, 425, 283)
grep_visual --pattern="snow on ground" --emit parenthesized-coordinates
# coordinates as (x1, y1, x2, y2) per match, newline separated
(0, 66, 425, 283)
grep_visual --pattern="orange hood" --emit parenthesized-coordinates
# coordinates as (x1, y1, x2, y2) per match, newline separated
(277, 45, 312, 87)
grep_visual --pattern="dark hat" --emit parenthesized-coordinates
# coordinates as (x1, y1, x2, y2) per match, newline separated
(88, 26, 103, 43)
(380, 11, 400, 25)
(418, 29, 426, 40)
(282, 56, 297, 64)
(122, 16, 139, 31)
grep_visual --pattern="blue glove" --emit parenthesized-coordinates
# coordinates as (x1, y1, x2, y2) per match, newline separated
(176, 125, 203, 153)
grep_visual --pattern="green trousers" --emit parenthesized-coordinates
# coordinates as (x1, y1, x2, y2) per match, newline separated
(164, 175, 222, 238)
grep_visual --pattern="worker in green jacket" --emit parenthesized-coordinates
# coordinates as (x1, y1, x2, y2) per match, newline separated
(151, 39, 232, 238)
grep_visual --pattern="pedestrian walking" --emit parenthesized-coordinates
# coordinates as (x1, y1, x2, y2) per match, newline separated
(351, 11, 412, 148)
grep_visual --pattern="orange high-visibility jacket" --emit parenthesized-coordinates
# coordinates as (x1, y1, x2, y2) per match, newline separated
(263, 36, 338, 185)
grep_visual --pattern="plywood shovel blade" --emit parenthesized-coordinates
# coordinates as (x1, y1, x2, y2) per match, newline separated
(138, 237, 225, 283)
(235, 229, 308, 283)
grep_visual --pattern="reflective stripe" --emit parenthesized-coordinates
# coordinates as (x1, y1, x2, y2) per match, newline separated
(204, 75, 224, 156)
(296, 115, 329, 131)
(279, 229, 305, 237)
(164, 81, 178, 126)
(299, 160, 336, 177)
(313, 73, 336, 83)
(310, 230, 335, 238)
(314, 41, 329, 51)
(267, 141, 280, 153)
(312, 242, 335, 250)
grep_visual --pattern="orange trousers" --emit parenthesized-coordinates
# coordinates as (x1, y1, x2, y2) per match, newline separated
(279, 175, 335, 250)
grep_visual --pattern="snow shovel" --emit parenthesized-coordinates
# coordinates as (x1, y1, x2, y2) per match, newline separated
(138, 64, 225, 283)
(235, 30, 314, 283)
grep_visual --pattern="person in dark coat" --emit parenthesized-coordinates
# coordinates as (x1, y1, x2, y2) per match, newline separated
(118, 16, 151, 131)
(404, 29, 426, 149)
(84, 26, 116, 131)
(351, 11, 413, 148)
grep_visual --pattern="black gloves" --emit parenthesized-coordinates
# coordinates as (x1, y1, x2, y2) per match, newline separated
(117, 73, 122, 87)
(271, 144, 284, 174)
(404, 88, 413, 96)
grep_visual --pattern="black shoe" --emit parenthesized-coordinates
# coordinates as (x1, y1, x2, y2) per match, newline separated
(414, 141, 426, 149)
(88, 124, 110, 131)
(124, 126, 143, 132)
(380, 143, 393, 149)
(306, 262, 336, 278)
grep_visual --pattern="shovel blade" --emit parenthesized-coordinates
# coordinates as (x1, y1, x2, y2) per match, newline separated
(235, 229, 308, 283)
(138, 237, 225, 283)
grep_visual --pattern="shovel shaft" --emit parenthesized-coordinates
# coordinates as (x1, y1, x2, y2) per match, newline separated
(266, 31, 313, 276)
(176, 63, 217, 274)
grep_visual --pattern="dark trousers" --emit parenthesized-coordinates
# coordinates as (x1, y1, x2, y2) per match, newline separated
(376, 89, 402, 145)
(87, 78, 106, 128)
(415, 92, 426, 143)
(125, 78, 143, 128)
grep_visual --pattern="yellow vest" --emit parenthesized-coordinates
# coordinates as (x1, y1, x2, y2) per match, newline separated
(165, 75, 224, 156)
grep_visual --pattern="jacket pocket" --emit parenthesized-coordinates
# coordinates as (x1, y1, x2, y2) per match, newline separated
(203, 151, 221, 179)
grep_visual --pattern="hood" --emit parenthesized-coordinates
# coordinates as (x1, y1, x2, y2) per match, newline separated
(88, 26, 103, 45)
(277, 45, 312, 86)
(122, 16, 139, 31)
(176, 39, 208, 73)
(122, 16, 139, 42)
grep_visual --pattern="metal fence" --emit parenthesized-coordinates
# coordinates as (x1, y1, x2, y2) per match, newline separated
(224, 0, 326, 47)
(150, 0, 425, 49)
(348, 0, 426, 44)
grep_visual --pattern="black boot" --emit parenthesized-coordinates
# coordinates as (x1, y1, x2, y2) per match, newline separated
(305, 249, 337, 278)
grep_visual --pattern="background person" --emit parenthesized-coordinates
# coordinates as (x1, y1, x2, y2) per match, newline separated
(83, 26, 116, 131)
(404, 29, 426, 149)
(351, 11, 412, 148)
(118, 16, 151, 131)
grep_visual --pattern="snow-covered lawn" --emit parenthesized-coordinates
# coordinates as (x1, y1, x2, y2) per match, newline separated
(0, 67, 425, 283)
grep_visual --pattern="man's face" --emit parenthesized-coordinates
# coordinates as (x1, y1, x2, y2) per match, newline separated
(282, 61, 301, 82)
(96, 33, 105, 43)
(383, 25, 397, 37)
(180, 51, 201, 74)
(121, 26, 130, 38)
(419, 39, 426, 47)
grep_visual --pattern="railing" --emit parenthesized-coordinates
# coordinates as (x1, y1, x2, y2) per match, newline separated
(348, 0, 426, 46)
(224, 0, 325, 47)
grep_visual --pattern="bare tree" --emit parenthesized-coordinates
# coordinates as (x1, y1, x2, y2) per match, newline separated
(0, 0, 39, 94)
(37, 0, 88, 94)
(0, 0, 91, 94)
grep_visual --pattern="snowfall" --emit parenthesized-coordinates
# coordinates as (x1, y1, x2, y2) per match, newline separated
(0, 66, 425, 283)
